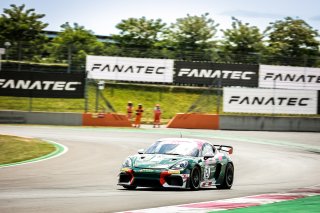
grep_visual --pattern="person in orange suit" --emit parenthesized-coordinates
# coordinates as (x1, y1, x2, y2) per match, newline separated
(134, 104, 144, 128)
(127, 101, 134, 120)
(153, 104, 162, 128)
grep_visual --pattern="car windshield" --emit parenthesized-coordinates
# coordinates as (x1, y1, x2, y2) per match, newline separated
(144, 141, 199, 157)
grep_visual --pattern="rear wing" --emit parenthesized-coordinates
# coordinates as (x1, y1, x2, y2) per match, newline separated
(214, 145, 233, 155)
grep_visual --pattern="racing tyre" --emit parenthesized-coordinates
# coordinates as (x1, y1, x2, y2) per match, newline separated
(123, 185, 137, 190)
(190, 166, 201, 190)
(217, 163, 234, 189)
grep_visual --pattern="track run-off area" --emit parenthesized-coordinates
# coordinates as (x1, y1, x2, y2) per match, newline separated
(0, 125, 319, 213)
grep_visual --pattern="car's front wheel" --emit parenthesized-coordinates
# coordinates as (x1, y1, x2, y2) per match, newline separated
(189, 166, 201, 190)
(216, 163, 234, 189)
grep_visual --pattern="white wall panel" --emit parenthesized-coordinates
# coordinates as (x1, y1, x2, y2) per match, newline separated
(86, 55, 173, 83)
(259, 65, 320, 90)
(223, 87, 318, 115)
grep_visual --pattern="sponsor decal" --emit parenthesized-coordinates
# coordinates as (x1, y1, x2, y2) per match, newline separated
(263, 73, 320, 83)
(139, 169, 154, 173)
(223, 87, 318, 115)
(168, 170, 180, 174)
(259, 65, 320, 90)
(86, 55, 174, 83)
(90, 64, 166, 74)
(177, 69, 255, 80)
(0, 71, 85, 98)
(204, 167, 210, 179)
(174, 61, 259, 87)
(181, 174, 189, 180)
(228, 96, 310, 106)
(0, 79, 81, 91)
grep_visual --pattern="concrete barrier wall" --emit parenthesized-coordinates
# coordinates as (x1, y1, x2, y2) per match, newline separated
(1, 110, 319, 132)
(220, 115, 320, 132)
(0, 110, 82, 126)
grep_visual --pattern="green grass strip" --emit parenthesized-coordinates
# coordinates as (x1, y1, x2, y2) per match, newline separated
(210, 195, 320, 213)
(0, 135, 60, 167)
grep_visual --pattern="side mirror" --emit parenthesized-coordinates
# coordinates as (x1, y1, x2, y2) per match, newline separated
(138, 149, 144, 154)
(204, 155, 214, 160)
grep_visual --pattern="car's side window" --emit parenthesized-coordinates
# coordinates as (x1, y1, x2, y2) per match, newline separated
(202, 143, 215, 156)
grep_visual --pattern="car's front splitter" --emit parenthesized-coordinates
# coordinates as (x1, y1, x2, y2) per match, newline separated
(118, 168, 190, 188)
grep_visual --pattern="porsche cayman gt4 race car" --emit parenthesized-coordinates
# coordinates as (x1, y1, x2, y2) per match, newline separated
(118, 138, 234, 190)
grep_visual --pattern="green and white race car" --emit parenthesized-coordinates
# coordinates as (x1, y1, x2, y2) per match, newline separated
(118, 138, 234, 190)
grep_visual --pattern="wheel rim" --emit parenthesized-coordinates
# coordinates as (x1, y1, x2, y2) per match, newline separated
(226, 167, 233, 186)
(192, 168, 200, 187)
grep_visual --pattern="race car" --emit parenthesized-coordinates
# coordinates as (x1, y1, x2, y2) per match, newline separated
(118, 138, 234, 190)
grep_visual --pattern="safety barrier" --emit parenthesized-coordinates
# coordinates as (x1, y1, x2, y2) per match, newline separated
(82, 113, 132, 127)
(1, 110, 319, 131)
(219, 115, 320, 132)
(0, 110, 82, 125)
(166, 113, 219, 130)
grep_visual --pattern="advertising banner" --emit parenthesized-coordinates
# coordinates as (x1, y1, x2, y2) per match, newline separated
(86, 55, 174, 83)
(259, 65, 320, 90)
(223, 87, 318, 115)
(0, 71, 85, 98)
(174, 61, 259, 87)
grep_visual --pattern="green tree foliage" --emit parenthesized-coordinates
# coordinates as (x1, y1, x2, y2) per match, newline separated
(264, 17, 320, 66)
(220, 17, 265, 64)
(48, 22, 105, 70)
(111, 17, 167, 58)
(169, 13, 219, 61)
(2, 5, 320, 69)
(0, 4, 48, 61)
(112, 17, 166, 48)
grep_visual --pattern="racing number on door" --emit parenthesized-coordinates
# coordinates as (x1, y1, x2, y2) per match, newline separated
(202, 143, 216, 180)
(204, 166, 210, 179)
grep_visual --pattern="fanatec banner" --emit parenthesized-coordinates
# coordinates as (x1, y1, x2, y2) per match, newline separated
(223, 87, 318, 115)
(174, 61, 259, 87)
(0, 71, 85, 98)
(259, 65, 320, 90)
(86, 55, 174, 83)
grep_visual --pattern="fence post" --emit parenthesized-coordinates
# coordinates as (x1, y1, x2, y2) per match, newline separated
(303, 54, 307, 67)
(18, 42, 22, 71)
(95, 82, 99, 113)
(95, 81, 105, 113)
(28, 97, 33, 112)
(67, 45, 72, 73)
(84, 78, 89, 113)
(0, 48, 3, 71)
(216, 77, 222, 114)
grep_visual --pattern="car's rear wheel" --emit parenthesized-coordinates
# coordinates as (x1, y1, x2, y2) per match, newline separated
(123, 185, 137, 190)
(190, 166, 201, 190)
(217, 163, 234, 189)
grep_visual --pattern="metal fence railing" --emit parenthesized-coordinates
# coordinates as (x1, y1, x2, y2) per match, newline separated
(0, 43, 319, 116)
(1, 42, 320, 73)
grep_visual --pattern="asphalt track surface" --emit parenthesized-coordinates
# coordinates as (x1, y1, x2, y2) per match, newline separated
(0, 125, 319, 213)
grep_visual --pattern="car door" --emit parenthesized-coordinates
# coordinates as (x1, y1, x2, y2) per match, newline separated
(201, 143, 217, 182)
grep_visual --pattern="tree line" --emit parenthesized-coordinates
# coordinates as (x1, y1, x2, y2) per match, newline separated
(0, 4, 319, 71)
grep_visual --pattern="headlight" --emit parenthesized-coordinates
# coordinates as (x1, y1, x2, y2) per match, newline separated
(170, 160, 188, 170)
(122, 158, 132, 168)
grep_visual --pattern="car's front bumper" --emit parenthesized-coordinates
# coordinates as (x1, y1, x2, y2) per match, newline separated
(118, 168, 190, 188)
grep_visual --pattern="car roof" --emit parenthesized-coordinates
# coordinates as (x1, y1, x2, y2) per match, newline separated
(157, 138, 210, 145)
